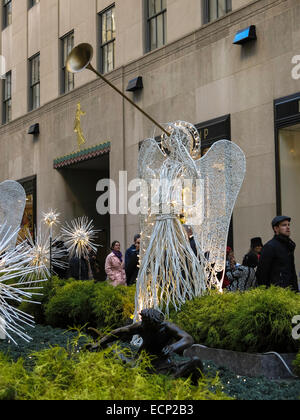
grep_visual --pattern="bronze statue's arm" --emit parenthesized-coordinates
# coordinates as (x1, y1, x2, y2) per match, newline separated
(87, 322, 142, 351)
(162, 322, 194, 356)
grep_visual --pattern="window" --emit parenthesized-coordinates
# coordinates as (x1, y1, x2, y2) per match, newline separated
(3, 0, 12, 28)
(99, 5, 116, 74)
(146, 0, 167, 52)
(29, 54, 40, 111)
(61, 31, 74, 94)
(2, 71, 11, 124)
(203, 0, 231, 24)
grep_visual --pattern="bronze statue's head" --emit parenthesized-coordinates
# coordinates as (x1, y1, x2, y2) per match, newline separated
(140, 308, 164, 327)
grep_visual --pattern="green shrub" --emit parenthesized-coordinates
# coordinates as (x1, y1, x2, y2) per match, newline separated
(44, 281, 96, 328)
(18, 276, 71, 324)
(171, 286, 300, 353)
(294, 352, 300, 377)
(0, 346, 230, 400)
(91, 283, 136, 330)
(42, 280, 136, 331)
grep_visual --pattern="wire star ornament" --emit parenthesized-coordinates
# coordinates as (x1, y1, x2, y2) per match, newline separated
(21, 227, 68, 282)
(61, 216, 99, 259)
(42, 209, 60, 229)
(0, 224, 47, 344)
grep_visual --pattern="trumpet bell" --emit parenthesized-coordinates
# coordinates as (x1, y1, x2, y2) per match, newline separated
(66, 43, 94, 74)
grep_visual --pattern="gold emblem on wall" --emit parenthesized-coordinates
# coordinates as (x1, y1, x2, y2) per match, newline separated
(74, 102, 87, 152)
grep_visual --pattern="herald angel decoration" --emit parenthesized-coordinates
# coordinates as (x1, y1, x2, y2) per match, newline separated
(135, 121, 246, 318)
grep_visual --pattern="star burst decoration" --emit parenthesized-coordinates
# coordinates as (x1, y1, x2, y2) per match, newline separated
(22, 227, 68, 282)
(0, 225, 47, 344)
(61, 216, 98, 258)
(42, 209, 60, 229)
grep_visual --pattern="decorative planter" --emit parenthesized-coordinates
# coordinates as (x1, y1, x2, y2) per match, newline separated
(184, 345, 298, 380)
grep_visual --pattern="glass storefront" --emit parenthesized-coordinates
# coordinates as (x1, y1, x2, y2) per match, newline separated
(275, 93, 300, 285)
(278, 124, 300, 279)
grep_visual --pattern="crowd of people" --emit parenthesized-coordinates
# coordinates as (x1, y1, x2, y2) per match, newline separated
(224, 215, 299, 292)
(66, 215, 299, 294)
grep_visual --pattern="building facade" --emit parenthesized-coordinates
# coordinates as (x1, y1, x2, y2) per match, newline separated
(0, 0, 300, 282)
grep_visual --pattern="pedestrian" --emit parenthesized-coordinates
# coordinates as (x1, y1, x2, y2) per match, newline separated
(105, 241, 127, 287)
(242, 237, 263, 268)
(223, 246, 237, 289)
(256, 216, 298, 291)
(69, 255, 90, 280)
(125, 234, 140, 285)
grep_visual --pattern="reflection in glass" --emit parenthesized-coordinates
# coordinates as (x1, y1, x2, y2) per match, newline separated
(279, 124, 300, 281)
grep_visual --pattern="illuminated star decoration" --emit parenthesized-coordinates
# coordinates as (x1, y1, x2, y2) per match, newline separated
(61, 216, 98, 259)
(0, 224, 47, 344)
(22, 227, 68, 282)
(42, 209, 60, 230)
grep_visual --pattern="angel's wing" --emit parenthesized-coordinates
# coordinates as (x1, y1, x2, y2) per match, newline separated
(0, 180, 26, 248)
(192, 140, 246, 274)
(138, 138, 166, 261)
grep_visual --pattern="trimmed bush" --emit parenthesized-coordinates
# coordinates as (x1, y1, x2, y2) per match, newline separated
(0, 346, 230, 400)
(44, 281, 96, 328)
(91, 283, 136, 330)
(171, 286, 300, 353)
(18, 276, 71, 324)
(42, 280, 136, 331)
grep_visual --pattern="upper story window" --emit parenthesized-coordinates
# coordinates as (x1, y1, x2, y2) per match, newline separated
(203, 0, 232, 24)
(29, 53, 40, 111)
(29, 0, 40, 9)
(61, 31, 74, 94)
(2, 71, 11, 124)
(3, 0, 12, 29)
(146, 0, 167, 52)
(99, 5, 116, 74)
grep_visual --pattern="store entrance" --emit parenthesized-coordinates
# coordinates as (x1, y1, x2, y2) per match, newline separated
(58, 153, 110, 281)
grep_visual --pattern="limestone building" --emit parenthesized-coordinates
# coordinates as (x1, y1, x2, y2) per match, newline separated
(0, 0, 300, 282)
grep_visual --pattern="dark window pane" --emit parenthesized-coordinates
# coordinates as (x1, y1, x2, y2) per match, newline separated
(100, 6, 116, 74)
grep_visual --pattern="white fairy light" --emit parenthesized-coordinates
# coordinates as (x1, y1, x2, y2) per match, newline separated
(61, 216, 98, 259)
(0, 224, 47, 344)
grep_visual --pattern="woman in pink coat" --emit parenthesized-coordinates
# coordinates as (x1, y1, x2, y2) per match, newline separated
(105, 241, 127, 287)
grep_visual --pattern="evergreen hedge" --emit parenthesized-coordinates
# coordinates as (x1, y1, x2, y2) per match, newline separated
(19, 277, 136, 332)
(171, 286, 300, 353)
(19, 278, 300, 354)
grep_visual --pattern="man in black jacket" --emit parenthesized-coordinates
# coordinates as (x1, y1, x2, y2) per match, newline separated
(256, 216, 299, 291)
(125, 234, 140, 285)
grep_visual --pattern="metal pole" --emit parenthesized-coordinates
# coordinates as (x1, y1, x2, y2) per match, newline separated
(87, 64, 170, 137)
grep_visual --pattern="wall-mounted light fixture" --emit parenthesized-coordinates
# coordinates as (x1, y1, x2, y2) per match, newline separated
(28, 123, 39, 135)
(126, 76, 143, 92)
(233, 25, 257, 45)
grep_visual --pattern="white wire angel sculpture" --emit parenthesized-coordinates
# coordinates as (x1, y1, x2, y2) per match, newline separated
(135, 121, 246, 318)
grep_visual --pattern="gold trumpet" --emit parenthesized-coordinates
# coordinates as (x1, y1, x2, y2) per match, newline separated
(66, 43, 170, 137)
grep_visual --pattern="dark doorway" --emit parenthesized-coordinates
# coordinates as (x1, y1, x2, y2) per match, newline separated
(57, 153, 110, 281)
